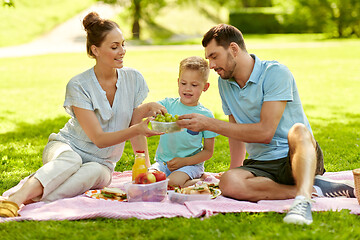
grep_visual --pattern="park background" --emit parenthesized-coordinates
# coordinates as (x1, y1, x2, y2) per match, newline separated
(0, 0, 359, 239)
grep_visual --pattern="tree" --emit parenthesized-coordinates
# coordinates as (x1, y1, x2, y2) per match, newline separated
(102, 0, 266, 40)
(2, 0, 14, 7)
(100, 0, 167, 39)
(278, 0, 360, 37)
(328, 0, 360, 37)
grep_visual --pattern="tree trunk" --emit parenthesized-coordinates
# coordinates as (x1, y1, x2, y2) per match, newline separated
(132, 0, 141, 39)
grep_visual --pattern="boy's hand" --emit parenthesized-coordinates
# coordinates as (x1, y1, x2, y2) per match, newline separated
(147, 102, 167, 118)
(167, 157, 184, 171)
(134, 102, 167, 120)
(177, 113, 208, 132)
(215, 172, 224, 179)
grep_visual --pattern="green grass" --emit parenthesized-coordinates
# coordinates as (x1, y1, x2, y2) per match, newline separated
(1, 211, 360, 239)
(0, 36, 360, 238)
(0, 0, 95, 47)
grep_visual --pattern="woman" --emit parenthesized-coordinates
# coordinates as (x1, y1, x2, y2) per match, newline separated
(0, 12, 165, 217)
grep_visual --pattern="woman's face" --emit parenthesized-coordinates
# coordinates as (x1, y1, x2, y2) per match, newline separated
(92, 28, 126, 69)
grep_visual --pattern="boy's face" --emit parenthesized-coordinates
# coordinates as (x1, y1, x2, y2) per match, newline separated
(178, 69, 209, 106)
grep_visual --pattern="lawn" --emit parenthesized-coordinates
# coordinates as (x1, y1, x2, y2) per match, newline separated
(0, 35, 360, 239)
(0, 0, 95, 47)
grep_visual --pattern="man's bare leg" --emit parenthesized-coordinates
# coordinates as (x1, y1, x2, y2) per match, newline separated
(219, 169, 297, 202)
(283, 123, 317, 225)
(288, 123, 317, 198)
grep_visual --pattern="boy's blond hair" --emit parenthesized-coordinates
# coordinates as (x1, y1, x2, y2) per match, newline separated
(179, 56, 210, 82)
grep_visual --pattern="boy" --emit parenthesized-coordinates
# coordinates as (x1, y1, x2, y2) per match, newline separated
(149, 56, 218, 187)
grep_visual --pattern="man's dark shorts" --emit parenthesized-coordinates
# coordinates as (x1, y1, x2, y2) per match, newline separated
(239, 141, 325, 185)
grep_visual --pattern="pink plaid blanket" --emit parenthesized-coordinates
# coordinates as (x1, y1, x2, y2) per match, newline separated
(1, 171, 359, 222)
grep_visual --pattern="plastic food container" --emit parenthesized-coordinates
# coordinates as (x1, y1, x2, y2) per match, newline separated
(167, 190, 212, 204)
(125, 179, 169, 202)
(150, 121, 182, 133)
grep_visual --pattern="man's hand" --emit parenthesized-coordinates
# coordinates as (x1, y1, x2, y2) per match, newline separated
(177, 113, 209, 132)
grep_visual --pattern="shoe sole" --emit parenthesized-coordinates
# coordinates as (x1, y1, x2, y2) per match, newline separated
(315, 175, 354, 188)
(314, 175, 355, 197)
(283, 214, 313, 225)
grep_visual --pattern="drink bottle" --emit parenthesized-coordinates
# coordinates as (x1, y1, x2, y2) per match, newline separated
(132, 150, 147, 181)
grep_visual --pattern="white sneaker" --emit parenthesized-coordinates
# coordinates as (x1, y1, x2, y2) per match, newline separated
(283, 198, 313, 225)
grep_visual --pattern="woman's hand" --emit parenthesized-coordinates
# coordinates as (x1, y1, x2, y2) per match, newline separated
(134, 117, 164, 137)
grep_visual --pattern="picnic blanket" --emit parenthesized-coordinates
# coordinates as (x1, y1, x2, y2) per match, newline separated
(1, 170, 359, 222)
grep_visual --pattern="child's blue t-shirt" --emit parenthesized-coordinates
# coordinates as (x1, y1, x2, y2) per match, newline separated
(155, 97, 218, 165)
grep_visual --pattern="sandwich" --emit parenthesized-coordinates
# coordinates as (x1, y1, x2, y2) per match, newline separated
(100, 187, 127, 200)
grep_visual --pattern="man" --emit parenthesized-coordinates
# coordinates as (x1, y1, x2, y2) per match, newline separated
(177, 24, 355, 225)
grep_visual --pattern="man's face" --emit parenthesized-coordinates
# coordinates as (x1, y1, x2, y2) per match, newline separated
(204, 39, 236, 80)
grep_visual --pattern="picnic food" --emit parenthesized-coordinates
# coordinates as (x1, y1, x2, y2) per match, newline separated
(132, 150, 147, 181)
(135, 172, 156, 184)
(154, 113, 179, 122)
(151, 114, 182, 134)
(135, 170, 167, 184)
(169, 182, 221, 204)
(151, 113, 182, 133)
(100, 187, 127, 200)
(0, 200, 20, 218)
(174, 183, 212, 195)
(125, 179, 169, 202)
(150, 170, 167, 182)
(174, 182, 220, 195)
(167, 185, 176, 190)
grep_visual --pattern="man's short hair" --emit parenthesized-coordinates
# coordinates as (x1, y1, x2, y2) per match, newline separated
(202, 24, 247, 52)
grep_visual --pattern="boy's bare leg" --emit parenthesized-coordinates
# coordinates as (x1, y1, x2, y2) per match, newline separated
(168, 171, 201, 188)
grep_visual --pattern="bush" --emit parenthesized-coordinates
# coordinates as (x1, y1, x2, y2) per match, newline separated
(229, 7, 323, 34)
(229, 11, 282, 34)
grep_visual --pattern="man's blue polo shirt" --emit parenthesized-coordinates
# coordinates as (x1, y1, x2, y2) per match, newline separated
(218, 54, 312, 161)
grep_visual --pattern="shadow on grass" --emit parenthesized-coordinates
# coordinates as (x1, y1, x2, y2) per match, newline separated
(0, 115, 69, 192)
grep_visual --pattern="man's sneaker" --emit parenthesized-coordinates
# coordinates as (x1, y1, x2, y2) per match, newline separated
(314, 175, 355, 198)
(283, 197, 313, 225)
